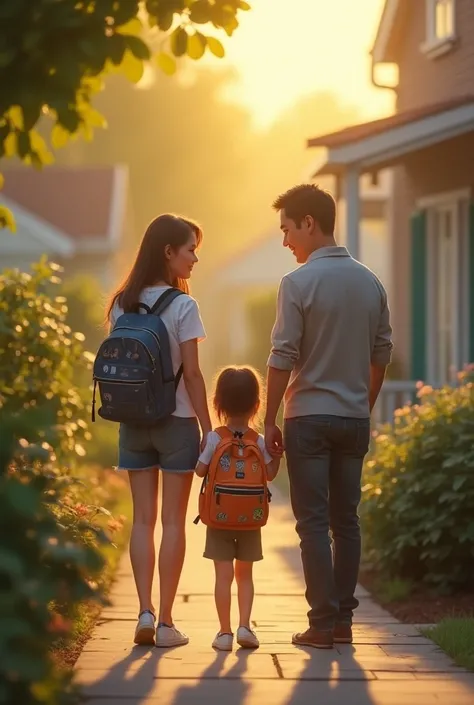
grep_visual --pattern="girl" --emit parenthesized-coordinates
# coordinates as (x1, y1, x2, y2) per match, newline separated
(107, 214, 212, 648)
(196, 366, 280, 651)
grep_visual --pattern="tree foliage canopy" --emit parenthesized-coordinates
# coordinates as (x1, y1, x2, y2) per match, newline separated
(0, 0, 250, 227)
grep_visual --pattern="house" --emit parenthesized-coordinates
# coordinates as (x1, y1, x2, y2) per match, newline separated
(0, 165, 134, 290)
(307, 0, 474, 391)
(200, 172, 391, 378)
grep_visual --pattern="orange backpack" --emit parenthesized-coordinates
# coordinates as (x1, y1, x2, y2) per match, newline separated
(196, 427, 271, 531)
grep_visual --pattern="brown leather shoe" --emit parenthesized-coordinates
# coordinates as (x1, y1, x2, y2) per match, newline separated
(333, 623, 353, 643)
(292, 628, 334, 649)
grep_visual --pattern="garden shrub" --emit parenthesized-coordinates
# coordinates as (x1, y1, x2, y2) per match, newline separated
(0, 417, 106, 705)
(0, 261, 129, 702)
(0, 261, 91, 463)
(361, 373, 474, 592)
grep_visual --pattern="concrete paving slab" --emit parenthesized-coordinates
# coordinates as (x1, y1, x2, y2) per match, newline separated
(75, 486, 474, 704)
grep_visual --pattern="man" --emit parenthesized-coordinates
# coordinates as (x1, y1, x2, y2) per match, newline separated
(264, 184, 392, 649)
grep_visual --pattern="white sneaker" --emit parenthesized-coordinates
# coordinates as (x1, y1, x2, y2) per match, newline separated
(155, 623, 189, 648)
(237, 626, 259, 649)
(134, 610, 156, 645)
(212, 632, 234, 651)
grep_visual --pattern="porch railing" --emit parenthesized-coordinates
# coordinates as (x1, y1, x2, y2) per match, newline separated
(372, 379, 418, 426)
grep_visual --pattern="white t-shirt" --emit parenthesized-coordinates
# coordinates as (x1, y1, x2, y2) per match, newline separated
(110, 285, 206, 418)
(199, 429, 273, 466)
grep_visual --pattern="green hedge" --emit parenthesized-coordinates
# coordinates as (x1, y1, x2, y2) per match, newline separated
(361, 374, 474, 592)
(0, 263, 126, 703)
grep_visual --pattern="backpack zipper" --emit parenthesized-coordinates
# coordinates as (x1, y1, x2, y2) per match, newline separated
(113, 326, 161, 352)
(93, 377, 148, 384)
(214, 485, 265, 505)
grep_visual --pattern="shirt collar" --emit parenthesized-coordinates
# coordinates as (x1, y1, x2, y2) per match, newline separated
(307, 246, 350, 262)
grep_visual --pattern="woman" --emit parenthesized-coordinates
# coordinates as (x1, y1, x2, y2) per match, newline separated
(107, 214, 211, 648)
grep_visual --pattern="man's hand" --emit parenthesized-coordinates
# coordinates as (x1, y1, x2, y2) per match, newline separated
(265, 423, 284, 457)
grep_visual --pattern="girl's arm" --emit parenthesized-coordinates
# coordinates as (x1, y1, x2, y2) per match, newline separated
(266, 457, 281, 482)
(195, 461, 209, 478)
(180, 338, 212, 440)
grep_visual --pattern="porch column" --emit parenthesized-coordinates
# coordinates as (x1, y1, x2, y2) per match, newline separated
(344, 167, 360, 259)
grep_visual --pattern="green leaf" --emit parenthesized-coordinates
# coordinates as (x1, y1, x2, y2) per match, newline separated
(117, 49, 144, 83)
(125, 36, 151, 61)
(157, 11, 174, 31)
(156, 52, 177, 76)
(453, 476, 467, 491)
(171, 27, 188, 57)
(206, 36, 225, 58)
(51, 124, 72, 149)
(189, 0, 212, 24)
(186, 32, 207, 60)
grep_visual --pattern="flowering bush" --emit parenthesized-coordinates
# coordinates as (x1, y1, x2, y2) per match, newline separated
(361, 369, 474, 591)
(0, 262, 130, 702)
(0, 261, 93, 463)
(0, 418, 107, 705)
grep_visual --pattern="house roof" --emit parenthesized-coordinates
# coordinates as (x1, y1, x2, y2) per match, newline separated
(2, 165, 128, 244)
(307, 96, 474, 150)
(213, 230, 297, 287)
(371, 0, 403, 65)
(308, 96, 474, 176)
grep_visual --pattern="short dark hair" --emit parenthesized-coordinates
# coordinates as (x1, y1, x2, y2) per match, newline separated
(272, 184, 336, 235)
(213, 366, 262, 422)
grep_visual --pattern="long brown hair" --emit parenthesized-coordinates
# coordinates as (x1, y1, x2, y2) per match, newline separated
(107, 214, 202, 320)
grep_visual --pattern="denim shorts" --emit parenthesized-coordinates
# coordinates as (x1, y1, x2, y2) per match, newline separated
(118, 415, 200, 473)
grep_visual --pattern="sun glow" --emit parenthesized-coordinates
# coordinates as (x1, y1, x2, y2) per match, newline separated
(221, 0, 394, 127)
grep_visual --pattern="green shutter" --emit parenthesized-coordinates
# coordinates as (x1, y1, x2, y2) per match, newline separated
(411, 210, 427, 380)
(469, 203, 474, 362)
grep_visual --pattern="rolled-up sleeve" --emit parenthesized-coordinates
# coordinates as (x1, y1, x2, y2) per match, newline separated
(372, 288, 393, 366)
(267, 276, 303, 371)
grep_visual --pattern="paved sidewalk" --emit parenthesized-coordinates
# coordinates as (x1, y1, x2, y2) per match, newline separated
(76, 485, 474, 704)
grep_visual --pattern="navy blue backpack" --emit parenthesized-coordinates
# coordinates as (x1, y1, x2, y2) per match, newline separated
(92, 288, 184, 426)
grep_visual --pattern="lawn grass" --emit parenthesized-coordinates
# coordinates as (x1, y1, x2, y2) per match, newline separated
(422, 618, 474, 671)
(372, 576, 413, 604)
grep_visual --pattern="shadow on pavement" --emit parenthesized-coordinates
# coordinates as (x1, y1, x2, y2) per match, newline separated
(169, 649, 252, 705)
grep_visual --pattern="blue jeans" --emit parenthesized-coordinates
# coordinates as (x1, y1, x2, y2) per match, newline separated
(284, 415, 371, 631)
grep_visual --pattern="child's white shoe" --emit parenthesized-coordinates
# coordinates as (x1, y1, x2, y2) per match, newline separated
(237, 626, 260, 649)
(212, 632, 234, 651)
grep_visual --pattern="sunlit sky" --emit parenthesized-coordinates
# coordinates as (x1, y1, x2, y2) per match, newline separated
(218, 0, 394, 127)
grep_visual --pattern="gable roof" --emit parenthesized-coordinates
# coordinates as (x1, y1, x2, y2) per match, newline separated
(371, 0, 403, 64)
(1, 194, 75, 256)
(2, 165, 128, 248)
(214, 229, 297, 287)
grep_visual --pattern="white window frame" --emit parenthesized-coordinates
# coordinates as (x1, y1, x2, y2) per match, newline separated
(419, 189, 470, 385)
(421, 0, 457, 58)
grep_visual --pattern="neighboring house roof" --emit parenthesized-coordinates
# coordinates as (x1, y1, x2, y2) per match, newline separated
(0, 194, 75, 257)
(1, 165, 128, 254)
(214, 231, 297, 287)
(308, 96, 474, 176)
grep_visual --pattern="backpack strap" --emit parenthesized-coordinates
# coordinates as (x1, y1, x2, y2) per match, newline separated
(243, 428, 259, 443)
(215, 426, 234, 441)
(149, 287, 184, 316)
(147, 288, 185, 388)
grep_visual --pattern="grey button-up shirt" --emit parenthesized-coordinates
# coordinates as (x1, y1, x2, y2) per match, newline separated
(268, 246, 393, 419)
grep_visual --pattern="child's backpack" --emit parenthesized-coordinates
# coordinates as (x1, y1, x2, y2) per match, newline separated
(92, 288, 184, 426)
(196, 427, 271, 531)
